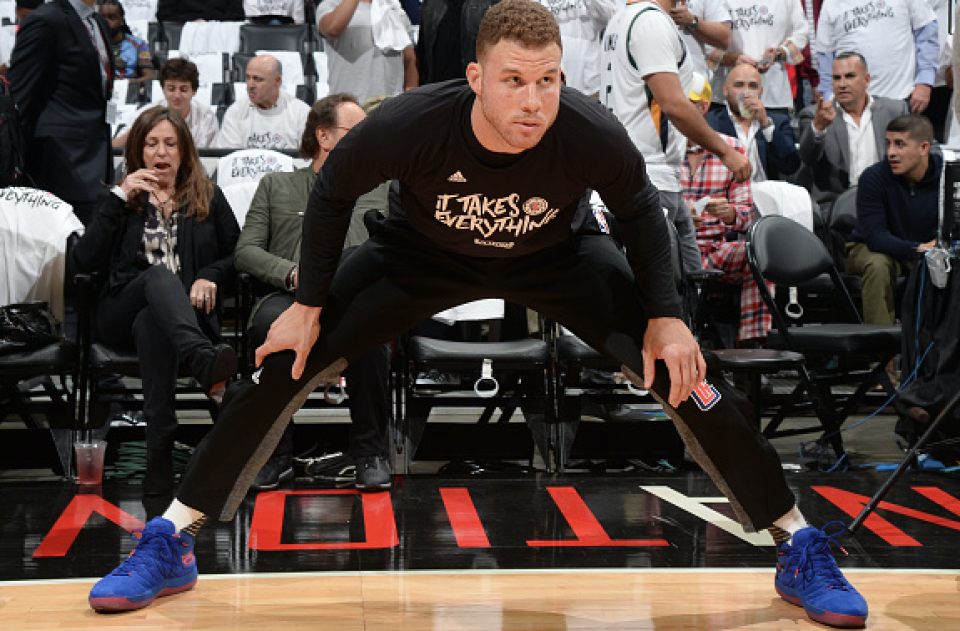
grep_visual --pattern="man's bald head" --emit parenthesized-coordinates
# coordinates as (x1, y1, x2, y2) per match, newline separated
(246, 55, 283, 109)
(724, 63, 763, 118)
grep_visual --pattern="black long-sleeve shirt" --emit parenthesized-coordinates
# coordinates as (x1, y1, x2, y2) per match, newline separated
(297, 79, 681, 320)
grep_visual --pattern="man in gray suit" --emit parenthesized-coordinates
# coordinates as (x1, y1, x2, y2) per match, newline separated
(797, 52, 909, 215)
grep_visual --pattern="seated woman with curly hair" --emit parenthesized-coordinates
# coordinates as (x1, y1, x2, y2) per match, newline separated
(72, 106, 241, 496)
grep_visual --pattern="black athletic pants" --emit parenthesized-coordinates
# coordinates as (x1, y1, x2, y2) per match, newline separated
(98, 265, 215, 452)
(248, 292, 391, 459)
(179, 219, 796, 531)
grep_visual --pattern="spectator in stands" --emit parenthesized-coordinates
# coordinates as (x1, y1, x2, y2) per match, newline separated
(534, 0, 617, 97)
(8, 0, 115, 225)
(683, 73, 771, 345)
(159, 58, 219, 148)
(99, 0, 154, 84)
(235, 93, 392, 491)
(71, 106, 241, 496)
(112, 58, 220, 148)
(601, 0, 751, 275)
(816, 0, 938, 114)
(217, 54, 311, 149)
(706, 0, 809, 117)
(156, 0, 244, 22)
(317, 0, 418, 103)
(797, 52, 909, 215)
(847, 114, 940, 326)
(669, 0, 732, 81)
(243, 0, 304, 24)
(707, 63, 800, 181)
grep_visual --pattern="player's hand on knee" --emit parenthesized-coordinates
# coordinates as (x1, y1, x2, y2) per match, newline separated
(255, 303, 322, 381)
(642, 317, 706, 408)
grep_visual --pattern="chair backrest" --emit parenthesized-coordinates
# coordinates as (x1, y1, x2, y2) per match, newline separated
(239, 23, 310, 54)
(215, 149, 295, 187)
(170, 51, 230, 87)
(159, 21, 184, 51)
(221, 181, 260, 227)
(173, 20, 242, 55)
(829, 186, 858, 240)
(751, 180, 815, 232)
(256, 50, 307, 92)
(747, 215, 862, 327)
(748, 215, 835, 287)
(0, 188, 84, 320)
(232, 52, 255, 82)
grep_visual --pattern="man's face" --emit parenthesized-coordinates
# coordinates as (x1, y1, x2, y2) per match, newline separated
(143, 120, 181, 186)
(163, 79, 196, 119)
(98, 4, 123, 40)
(318, 102, 367, 154)
(833, 57, 870, 111)
(466, 39, 562, 154)
(246, 58, 282, 109)
(886, 131, 928, 176)
(724, 65, 762, 112)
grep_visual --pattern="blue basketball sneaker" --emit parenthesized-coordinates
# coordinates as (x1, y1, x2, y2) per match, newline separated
(89, 517, 198, 612)
(775, 523, 868, 628)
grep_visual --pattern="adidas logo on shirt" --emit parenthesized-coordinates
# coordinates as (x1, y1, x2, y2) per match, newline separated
(447, 171, 467, 183)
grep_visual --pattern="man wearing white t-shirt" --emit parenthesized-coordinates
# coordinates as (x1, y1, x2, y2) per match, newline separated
(669, 0, 732, 81)
(706, 0, 809, 115)
(536, 0, 619, 97)
(217, 55, 311, 149)
(816, 0, 939, 113)
(601, 0, 750, 274)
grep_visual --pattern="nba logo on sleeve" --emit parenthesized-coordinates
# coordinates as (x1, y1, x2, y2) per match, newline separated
(691, 380, 721, 411)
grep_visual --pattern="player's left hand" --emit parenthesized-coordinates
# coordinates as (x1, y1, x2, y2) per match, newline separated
(642, 317, 706, 408)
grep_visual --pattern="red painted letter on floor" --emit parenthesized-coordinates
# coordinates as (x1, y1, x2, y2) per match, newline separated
(33, 495, 144, 558)
(527, 487, 669, 547)
(814, 486, 960, 546)
(249, 489, 398, 550)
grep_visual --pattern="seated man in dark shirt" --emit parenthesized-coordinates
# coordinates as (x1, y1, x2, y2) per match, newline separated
(90, 2, 868, 628)
(846, 114, 940, 326)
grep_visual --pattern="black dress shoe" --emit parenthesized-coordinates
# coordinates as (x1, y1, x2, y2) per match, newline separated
(197, 344, 238, 403)
(251, 453, 294, 491)
(355, 455, 392, 492)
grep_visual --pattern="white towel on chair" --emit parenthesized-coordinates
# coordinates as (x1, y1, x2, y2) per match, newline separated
(370, 0, 412, 53)
(751, 180, 815, 232)
(179, 21, 243, 55)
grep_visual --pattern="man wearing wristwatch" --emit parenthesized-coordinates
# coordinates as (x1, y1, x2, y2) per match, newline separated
(796, 52, 908, 216)
(669, 0, 732, 81)
(705, 0, 808, 118)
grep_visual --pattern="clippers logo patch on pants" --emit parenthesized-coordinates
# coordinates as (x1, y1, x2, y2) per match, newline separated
(691, 380, 721, 411)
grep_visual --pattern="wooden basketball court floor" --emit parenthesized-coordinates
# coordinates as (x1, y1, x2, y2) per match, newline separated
(2, 466, 960, 630)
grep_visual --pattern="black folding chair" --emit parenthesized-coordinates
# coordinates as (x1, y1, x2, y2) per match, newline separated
(745, 215, 902, 456)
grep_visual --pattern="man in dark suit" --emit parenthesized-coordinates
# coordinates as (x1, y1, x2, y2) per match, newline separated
(706, 63, 800, 182)
(797, 52, 910, 215)
(8, 0, 115, 225)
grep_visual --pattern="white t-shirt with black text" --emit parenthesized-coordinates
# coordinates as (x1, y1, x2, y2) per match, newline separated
(817, 0, 936, 100)
(217, 90, 311, 150)
(710, 0, 809, 109)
